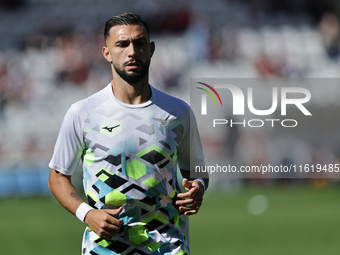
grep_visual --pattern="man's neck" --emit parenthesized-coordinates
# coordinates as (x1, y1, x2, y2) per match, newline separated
(111, 77, 151, 105)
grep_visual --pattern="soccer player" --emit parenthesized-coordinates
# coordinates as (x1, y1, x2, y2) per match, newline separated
(48, 13, 208, 255)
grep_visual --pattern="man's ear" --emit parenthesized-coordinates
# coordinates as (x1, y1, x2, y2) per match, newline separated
(102, 46, 112, 63)
(150, 41, 155, 58)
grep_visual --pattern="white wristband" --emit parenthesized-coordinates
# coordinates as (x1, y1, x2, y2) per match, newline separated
(194, 178, 206, 194)
(76, 202, 94, 223)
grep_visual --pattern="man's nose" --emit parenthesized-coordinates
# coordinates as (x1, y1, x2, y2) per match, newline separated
(128, 43, 137, 58)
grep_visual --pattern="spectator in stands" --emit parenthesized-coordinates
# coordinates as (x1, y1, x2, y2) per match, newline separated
(319, 13, 340, 60)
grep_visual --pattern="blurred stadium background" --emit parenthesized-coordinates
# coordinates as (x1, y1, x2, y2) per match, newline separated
(1, 0, 340, 254)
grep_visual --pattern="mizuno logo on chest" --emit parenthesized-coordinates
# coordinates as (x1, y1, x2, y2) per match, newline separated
(102, 125, 120, 132)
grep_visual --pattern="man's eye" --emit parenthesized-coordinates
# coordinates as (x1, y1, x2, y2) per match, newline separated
(136, 40, 146, 45)
(117, 43, 129, 47)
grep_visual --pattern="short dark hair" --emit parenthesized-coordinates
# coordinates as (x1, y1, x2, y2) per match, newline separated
(104, 13, 150, 42)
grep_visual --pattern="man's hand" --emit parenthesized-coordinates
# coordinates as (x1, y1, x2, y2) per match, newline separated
(176, 178, 204, 216)
(84, 207, 124, 240)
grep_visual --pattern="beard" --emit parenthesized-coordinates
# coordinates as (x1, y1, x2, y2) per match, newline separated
(113, 58, 151, 84)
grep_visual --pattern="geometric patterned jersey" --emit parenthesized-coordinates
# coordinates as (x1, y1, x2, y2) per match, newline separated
(49, 83, 205, 255)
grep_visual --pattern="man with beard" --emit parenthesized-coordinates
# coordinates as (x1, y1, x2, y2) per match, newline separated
(48, 13, 208, 255)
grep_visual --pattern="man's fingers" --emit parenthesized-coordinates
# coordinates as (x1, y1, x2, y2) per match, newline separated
(176, 197, 196, 206)
(182, 178, 193, 191)
(86, 209, 124, 240)
(103, 206, 123, 225)
(98, 228, 112, 240)
(179, 205, 199, 211)
(177, 179, 204, 216)
(178, 200, 201, 210)
(177, 191, 190, 199)
(107, 206, 123, 216)
(184, 208, 200, 216)
(179, 203, 201, 215)
(105, 214, 123, 228)
(104, 222, 122, 236)
(182, 178, 189, 187)
(101, 228, 120, 240)
(101, 216, 124, 239)
(94, 220, 121, 240)
(177, 186, 198, 199)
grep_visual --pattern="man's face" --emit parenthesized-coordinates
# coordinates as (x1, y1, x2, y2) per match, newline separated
(103, 23, 155, 84)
